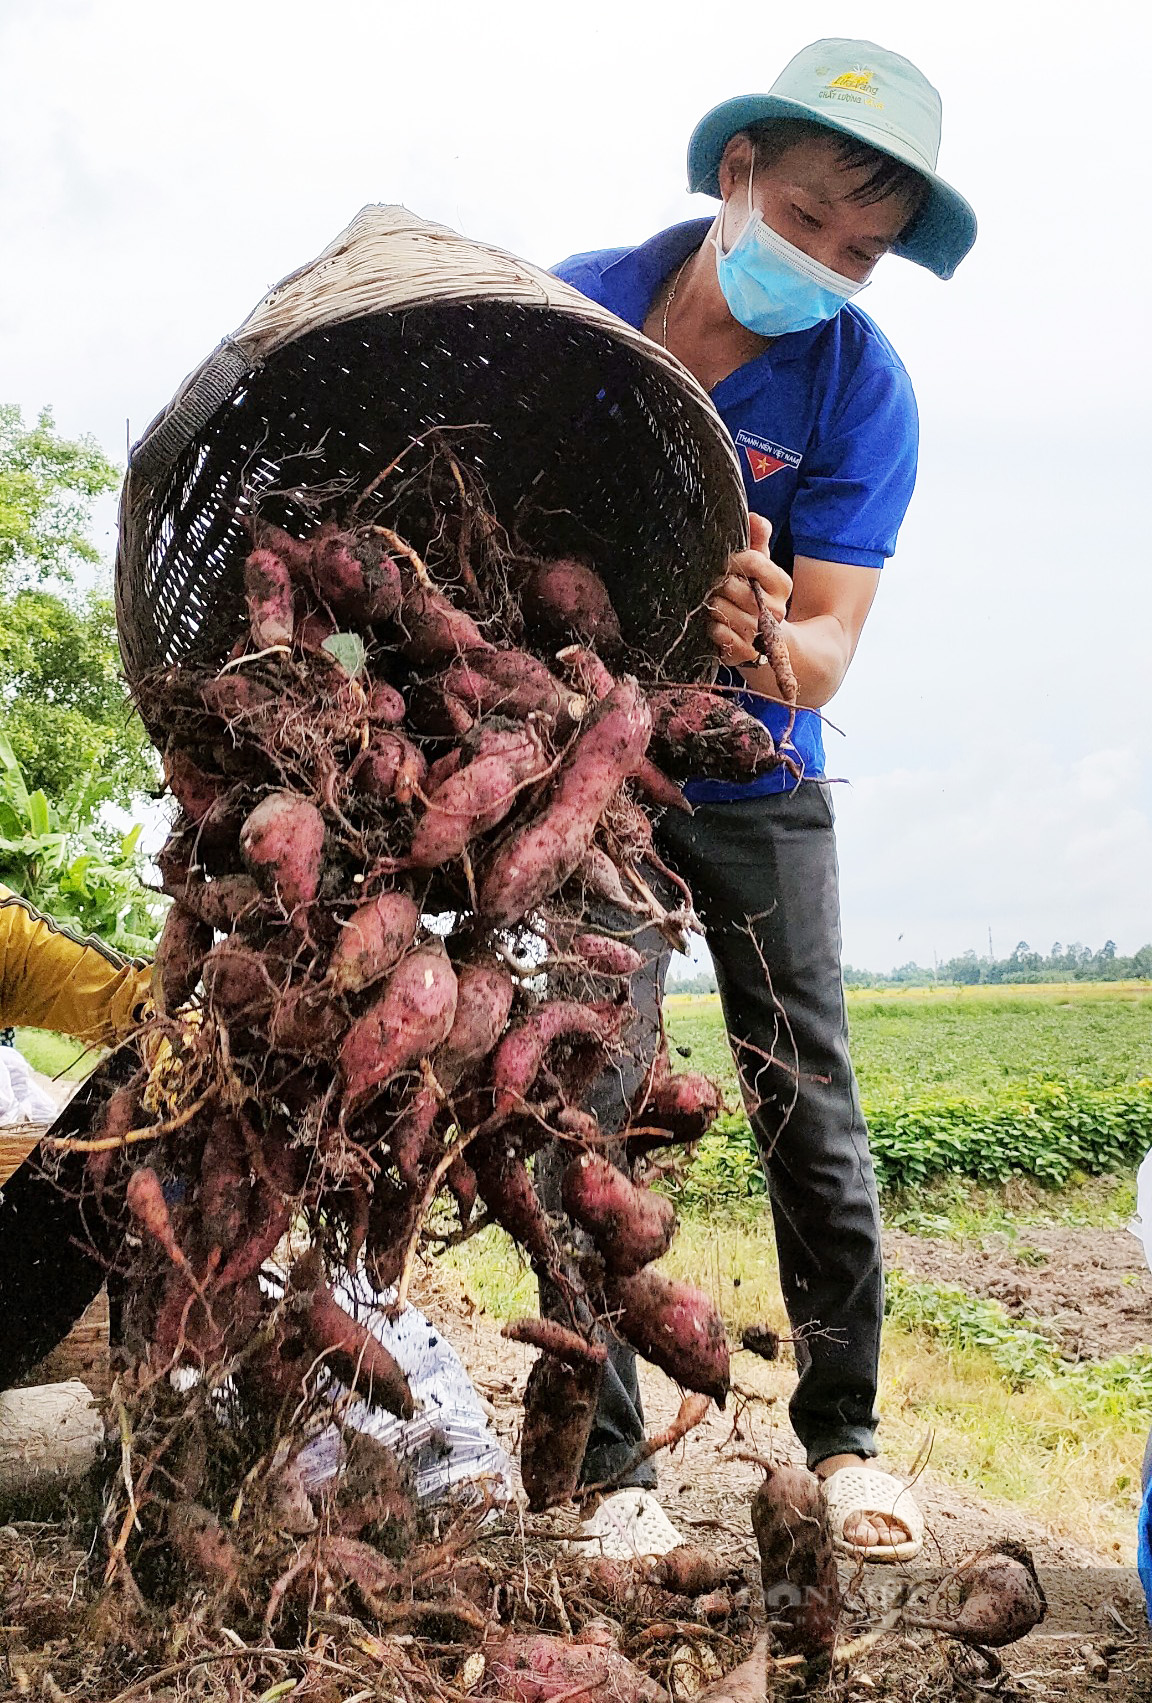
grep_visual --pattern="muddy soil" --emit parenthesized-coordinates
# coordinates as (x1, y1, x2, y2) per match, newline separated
(884, 1226, 1152, 1360)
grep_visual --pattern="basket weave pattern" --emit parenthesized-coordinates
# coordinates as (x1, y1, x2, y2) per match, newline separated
(116, 206, 748, 694)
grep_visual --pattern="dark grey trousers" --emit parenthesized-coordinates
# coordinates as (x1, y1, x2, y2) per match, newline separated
(540, 780, 883, 1484)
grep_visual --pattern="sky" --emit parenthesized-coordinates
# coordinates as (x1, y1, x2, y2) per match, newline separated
(1, 0, 1148, 970)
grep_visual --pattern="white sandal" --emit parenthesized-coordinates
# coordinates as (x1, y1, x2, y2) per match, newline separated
(565, 1488, 686, 1560)
(820, 1465, 924, 1563)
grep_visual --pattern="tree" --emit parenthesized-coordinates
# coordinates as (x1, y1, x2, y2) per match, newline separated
(0, 405, 119, 587)
(0, 405, 156, 808)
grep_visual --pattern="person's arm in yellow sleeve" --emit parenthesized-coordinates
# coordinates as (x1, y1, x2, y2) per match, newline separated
(0, 885, 152, 1046)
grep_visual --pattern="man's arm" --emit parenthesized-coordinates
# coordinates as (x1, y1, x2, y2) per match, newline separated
(707, 515, 880, 709)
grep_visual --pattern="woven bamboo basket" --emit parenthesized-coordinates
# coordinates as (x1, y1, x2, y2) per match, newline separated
(115, 204, 747, 701)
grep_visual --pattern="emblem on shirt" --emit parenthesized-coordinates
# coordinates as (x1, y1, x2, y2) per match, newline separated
(734, 429, 803, 483)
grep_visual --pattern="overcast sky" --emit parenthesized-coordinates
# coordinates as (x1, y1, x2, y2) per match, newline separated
(1, 0, 1148, 970)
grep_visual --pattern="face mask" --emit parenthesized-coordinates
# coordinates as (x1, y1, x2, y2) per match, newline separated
(713, 159, 867, 337)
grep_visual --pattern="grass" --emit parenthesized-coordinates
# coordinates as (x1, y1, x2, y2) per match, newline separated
(12, 1027, 99, 1081)
(665, 983, 1152, 1103)
(445, 1217, 1150, 1560)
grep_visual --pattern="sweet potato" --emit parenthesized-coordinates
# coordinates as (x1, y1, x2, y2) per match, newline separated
(240, 791, 326, 913)
(244, 547, 295, 649)
(126, 1166, 188, 1270)
(692, 1636, 769, 1703)
(629, 1073, 723, 1154)
(268, 981, 348, 1055)
(291, 1251, 414, 1416)
(751, 1464, 839, 1659)
(557, 648, 688, 814)
(647, 688, 780, 782)
(489, 1000, 626, 1118)
(170, 873, 265, 931)
(197, 1114, 252, 1261)
(294, 608, 336, 654)
(313, 533, 402, 624)
(518, 1352, 604, 1513)
(574, 845, 646, 913)
(339, 940, 458, 1116)
(443, 649, 584, 732)
(477, 679, 652, 925)
(252, 519, 313, 578)
(426, 748, 463, 793)
(606, 1269, 729, 1405)
(351, 731, 428, 805)
(407, 727, 548, 867)
(328, 891, 420, 996)
(571, 932, 644, 977)
(478, 1632, 662, 1703)
(168, 1503, 241, 1595)
(501, 1317, 607, 1366)
(388, 1083, 441, 1186)
(919, 1542, 1046, 1647)
(153, 902, 212, 1013)
(200, 671, 277, 723)
(435, 961, 516, 1081)
(562, 1154, 676, 1276)
(520, 558, 623, 651)
(201, 939, 279, 1022)
(164, 751, 227, 825)
(648, 1544, 742, 1597)
(471, 1143, 554, 1264)
(366, 679, 406, 726)
(396, 582, 492, 662)
(446, 1151, 478, 1222)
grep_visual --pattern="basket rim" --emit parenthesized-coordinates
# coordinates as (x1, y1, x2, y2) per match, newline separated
(125, 204, 746, 501)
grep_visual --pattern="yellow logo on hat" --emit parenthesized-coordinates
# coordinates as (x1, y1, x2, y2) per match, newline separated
(819, 64, 883, 110)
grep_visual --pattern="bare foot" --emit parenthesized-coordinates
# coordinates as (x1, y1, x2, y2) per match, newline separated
(813, 1453, 914, 1551)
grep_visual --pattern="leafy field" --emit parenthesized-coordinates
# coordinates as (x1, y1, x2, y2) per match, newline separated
(666, 982, 1152, 1104)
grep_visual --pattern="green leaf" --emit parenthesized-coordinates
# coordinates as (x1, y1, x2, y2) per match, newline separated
(322, 630, 367, 677)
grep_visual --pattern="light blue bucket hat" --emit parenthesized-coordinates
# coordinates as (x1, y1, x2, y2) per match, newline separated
(687, 39, 976, 280)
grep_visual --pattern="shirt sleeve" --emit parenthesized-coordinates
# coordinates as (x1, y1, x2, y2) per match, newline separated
(788, 359, 919, 569)
(0, 886, 151, 1044)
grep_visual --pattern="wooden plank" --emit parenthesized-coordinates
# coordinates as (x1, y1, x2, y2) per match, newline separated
(16, 1290, 111, 1400)
(0, 1127, 45, 1186)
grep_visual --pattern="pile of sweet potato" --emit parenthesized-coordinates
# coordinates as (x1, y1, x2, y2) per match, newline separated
(97, 470, 792, 1547)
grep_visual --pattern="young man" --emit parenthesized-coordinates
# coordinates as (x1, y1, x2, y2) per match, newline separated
(552, 39, 975, 1562)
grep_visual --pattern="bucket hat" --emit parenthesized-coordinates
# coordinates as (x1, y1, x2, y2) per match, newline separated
(687, 39, 976, 280)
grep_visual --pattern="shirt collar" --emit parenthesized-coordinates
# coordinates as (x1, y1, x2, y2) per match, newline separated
(598, 219, 832, 366)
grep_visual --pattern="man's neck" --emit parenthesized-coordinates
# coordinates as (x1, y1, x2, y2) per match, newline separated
(645, 239, 772, 392)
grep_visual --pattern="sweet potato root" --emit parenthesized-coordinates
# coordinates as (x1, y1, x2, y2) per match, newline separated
(290, 1250, 414, 1416)
(435, 961, 516, 1081)
(396, 581, 492, 662)
(240, 791, 326, 914)
(478, 1632, 663, 1703)
(471, 1143, 554, 1265)
(407, 726, 548, 867)
(648, 1543, 742, 1597)
(606, 1269, 729, 1405)
(571, 932, 644, 978)
(918, 1542, 1046, 1647)
(126, 1166, 188, 1270)
(328, 891, 420, 996)
(201, 939, 279, 1022)
(244, 547, 295, 649)
(339, 941, 458, 1116)
(520, 558, 623, 652)
(351, 731, 428, 805)
(153, 902, 212, 1013)
(163, 751, 228, 826)
(629, 1072, 723, 1154)
(477, 679, 652, 925)
(562, 1153, 676, 1276)
(489, 1000, 626, 1118)
(519, 1352, 604, 1513)
(648, 688, 780, 783)
(443, 649, 584, 733)
(501, 1317, 607, 1366)
(313, 533, 402, 624)
(751, 1464, 840, 1659)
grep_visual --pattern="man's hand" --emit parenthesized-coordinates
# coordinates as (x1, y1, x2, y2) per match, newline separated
(707, 514, 792, 669)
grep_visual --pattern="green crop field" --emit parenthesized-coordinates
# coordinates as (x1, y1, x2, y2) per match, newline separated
(666, 982, 1152, 1104)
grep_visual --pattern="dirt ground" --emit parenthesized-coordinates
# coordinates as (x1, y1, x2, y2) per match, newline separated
(419, 1270, 1152, 1700)
(883, 1227, 1152, 1361)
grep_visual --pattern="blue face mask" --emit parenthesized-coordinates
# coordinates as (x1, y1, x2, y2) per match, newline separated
(713, 162, 868, 338)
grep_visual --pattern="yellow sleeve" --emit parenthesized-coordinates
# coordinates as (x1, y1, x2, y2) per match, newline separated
(0, 885, 153, 1045)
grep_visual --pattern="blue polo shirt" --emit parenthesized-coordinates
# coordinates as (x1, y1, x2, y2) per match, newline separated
(553, 219, 918, 800)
